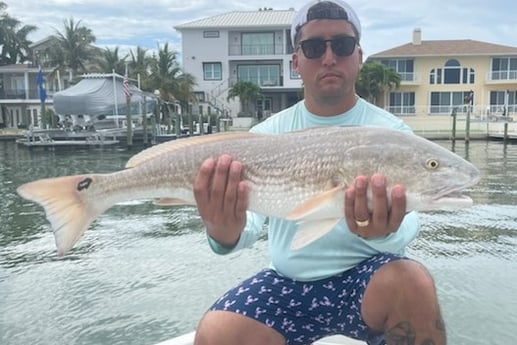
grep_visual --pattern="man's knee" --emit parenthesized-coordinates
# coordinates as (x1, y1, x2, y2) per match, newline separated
(194, 310, 285, 345)
(362, 259, 439, 330)
(373, 259, 436, 296)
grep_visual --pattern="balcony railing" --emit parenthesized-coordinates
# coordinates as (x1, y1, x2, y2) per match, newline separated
(398, 72, 418, 82)
(488, 70, 517, 81)
(228, 44, 284, 56)
(0, 87, 54, 101)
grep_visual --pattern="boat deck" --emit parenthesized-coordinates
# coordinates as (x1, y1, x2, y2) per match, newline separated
(154, 331, 366, 345)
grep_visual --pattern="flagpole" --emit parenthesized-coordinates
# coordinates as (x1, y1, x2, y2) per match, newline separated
(113, 70, 119, 128)
(124, 63, 133, 147)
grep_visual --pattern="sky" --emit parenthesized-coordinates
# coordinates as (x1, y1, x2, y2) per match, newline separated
(4, 0, 517, 63)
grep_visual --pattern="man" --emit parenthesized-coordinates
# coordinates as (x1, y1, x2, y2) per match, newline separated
(192, 1, 446, 344)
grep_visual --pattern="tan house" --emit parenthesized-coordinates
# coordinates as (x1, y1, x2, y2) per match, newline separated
(368, 28, 517, 122)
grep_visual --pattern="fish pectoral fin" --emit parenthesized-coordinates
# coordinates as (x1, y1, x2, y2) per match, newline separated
(287, 186, 345, 221)
(290, 218, 341, 250)
(153, 197, 195, 206)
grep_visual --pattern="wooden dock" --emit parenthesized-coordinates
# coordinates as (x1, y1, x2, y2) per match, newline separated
(15, 132, 119, 148)
(16, 138, 119, 148)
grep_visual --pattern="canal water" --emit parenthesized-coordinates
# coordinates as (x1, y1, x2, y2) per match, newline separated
(0, 139, 516, 345)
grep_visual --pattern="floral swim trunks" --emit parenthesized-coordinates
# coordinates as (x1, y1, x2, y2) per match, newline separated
(210, 253, 406, 345)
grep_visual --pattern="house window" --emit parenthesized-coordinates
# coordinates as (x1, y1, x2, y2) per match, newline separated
(241, 32, 274, 55)
(430, 91, 473, 114)
(237, 64, 280, 86)
(203, 31, 220, 38)
(380, 59, 414, 81)
(203, 62, 222, 80)
(491, 57, 517, 80)
(490, 90, 517, 115)
(444, 59, 461, 84)
(462, 68, 475, 84)
(389, 92, 415, 115)
(290, 61, 300, 79)
(286, 30, 294, 54)
(430, 60, 475, 85)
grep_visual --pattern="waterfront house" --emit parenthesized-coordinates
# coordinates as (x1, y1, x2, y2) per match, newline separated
(369, 28, 517, 120)
(0, 36, 101, 129)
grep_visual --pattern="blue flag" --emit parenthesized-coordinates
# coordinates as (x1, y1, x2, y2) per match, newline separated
(36, 68, 47, 103)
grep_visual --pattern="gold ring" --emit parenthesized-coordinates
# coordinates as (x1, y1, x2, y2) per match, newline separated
(355, 218, 370, 227)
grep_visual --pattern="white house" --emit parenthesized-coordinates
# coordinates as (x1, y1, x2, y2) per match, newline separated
(174, 8, 302, 120)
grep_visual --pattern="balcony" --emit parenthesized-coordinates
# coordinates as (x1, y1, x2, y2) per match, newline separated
(229, 43, 284, 56)
(398, 72, 419, 84)
(0, 87, 54, 101)
(486, 70, 517, 83)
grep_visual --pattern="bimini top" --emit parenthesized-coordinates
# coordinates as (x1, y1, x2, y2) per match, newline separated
(53, 73, 155, 116)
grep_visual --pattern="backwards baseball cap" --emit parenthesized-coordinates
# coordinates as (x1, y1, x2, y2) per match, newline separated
(290, 0, 361, 48)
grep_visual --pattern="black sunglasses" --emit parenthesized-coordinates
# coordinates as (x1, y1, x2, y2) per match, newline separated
(299, 36, 357, 59)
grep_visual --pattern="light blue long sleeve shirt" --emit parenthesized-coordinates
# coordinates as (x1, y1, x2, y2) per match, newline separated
(208, 98, 420, 281)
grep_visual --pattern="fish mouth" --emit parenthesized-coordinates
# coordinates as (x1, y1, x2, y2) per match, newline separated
(428, 176, 480, 209)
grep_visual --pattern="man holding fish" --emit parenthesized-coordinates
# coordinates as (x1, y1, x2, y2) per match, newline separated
(17, 0, 479, 343)
(193, 1, 447, 344)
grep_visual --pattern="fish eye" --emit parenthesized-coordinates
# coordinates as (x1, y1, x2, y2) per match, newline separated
(425, 159, 440, 169)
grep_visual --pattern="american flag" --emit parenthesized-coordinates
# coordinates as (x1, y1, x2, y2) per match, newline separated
(123, 74, 131, 99)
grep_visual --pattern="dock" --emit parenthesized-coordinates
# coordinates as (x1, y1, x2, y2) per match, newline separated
(15, 130, 119, 148)
(487, 132, 517, 141)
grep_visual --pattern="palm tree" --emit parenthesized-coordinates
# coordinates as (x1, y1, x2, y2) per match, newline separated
(128, 46, 151, 87)
(0, 2, 37, 65)
(227, 80, 262, 116)
(96, 47, 127, 74)
(356, 60, 401, 105)
(44, 18, 96, 79)
(147, 43, 196, 133)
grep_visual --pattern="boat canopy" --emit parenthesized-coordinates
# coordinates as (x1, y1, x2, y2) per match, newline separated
(53, 73, 156, 117)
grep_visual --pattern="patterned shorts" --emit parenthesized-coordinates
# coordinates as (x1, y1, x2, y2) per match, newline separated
(210, 253, 406, 345)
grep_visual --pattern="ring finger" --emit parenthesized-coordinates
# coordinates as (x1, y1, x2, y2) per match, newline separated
(353, 176, 370, 225)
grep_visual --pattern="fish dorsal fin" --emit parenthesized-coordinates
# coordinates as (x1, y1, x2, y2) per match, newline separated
(287, 185, 345, 221)
(125, 131, 259, 168)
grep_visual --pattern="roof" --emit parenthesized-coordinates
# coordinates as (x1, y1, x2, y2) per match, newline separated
(370, 39, 517, 58)
(175, 9, 295, 30)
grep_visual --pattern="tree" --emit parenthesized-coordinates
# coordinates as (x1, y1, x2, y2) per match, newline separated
(128, 46, 151, 87)
(0, 2, 37, 65)
(227, 80, 262, 116)
(44, 18, 96, 78)
(96, 47, 127, 74)
(356, 60, 401, 105)
(147, 43, 196, 133)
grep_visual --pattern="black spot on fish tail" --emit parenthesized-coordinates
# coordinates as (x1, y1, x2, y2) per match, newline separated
(77, 177, 93, 191)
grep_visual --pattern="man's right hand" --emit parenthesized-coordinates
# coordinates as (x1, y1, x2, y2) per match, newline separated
(193, 155, 249, 248)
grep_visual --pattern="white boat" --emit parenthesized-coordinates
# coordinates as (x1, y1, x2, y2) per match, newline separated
(154, 331, 366, 345)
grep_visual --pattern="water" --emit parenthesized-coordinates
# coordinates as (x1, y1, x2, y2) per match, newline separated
(0, 139, 516, 345)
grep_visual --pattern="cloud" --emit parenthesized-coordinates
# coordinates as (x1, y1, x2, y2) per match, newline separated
(4, 0, 517, 63)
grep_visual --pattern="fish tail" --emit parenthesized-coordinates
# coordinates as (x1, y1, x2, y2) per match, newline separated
(17, 174, 104, 256)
